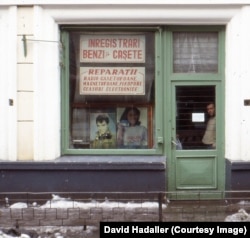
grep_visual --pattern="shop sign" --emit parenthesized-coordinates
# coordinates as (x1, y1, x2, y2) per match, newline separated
(80, 34, 145, 63)
(80, 67, 145, 95)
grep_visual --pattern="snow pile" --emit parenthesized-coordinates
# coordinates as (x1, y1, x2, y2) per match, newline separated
(7, 194, 164, 210)
(0, 230, 29, 238)
(9, 203, 28, 209)
(225, 209, 250, 222)
(0, 226, 98, 238)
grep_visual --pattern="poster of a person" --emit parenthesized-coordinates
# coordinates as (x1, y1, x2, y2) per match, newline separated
(90, 113, 116, 149)
(117, 107, 148, 148)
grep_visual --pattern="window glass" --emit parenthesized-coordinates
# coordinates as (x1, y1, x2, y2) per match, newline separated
(173, 32, 218, 73)
(175, 86, 216, 150)
(68, 31, 155, 150)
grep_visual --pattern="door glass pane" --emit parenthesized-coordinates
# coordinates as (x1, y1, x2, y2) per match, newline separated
(176, 86, 215, 150)
(173, 32, 218, 73)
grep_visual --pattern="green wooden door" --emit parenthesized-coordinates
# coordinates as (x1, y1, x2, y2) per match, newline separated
(167, 83, 225, 199)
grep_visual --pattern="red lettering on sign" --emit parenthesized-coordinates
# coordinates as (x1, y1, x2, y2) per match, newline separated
(113, 50, 142, 60)
(82, 50, 105, 59)
(118, 38, 140, 48)
(88, 39, 117, 48)
(87, 68, 138, 76)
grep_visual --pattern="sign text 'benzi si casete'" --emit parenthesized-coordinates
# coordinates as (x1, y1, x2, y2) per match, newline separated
(80, 34, 145, 63)
(80, 67, 145, 95)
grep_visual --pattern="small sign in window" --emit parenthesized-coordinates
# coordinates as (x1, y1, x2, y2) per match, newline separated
(192, 113, 205, 122)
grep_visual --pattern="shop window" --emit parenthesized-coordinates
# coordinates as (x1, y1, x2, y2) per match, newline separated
(63, 30, 156, 151)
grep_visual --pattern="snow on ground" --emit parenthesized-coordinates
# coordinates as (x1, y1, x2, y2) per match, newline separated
(1, 195, 250, 237)
(225, 208, 250, 222)
(0, 226, 98, 238)
(39, 194, 164, 210)
(0, 194, 165, 238)
(8, 194, 163, 210)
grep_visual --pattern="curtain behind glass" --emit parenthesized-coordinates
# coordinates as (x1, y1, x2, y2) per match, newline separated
(173, 32, 218, 73)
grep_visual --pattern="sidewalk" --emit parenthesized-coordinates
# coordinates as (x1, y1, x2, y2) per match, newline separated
(163, 200, 250, 222)
(1, 198, 250, 228)
(1, 197, 250, 238)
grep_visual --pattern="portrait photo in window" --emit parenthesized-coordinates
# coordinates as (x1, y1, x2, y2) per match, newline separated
(116, 106, 148, 149)
(90, 111, 117, 149)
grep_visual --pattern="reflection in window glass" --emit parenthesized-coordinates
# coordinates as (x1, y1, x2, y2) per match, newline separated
(68, 31, 155, 149)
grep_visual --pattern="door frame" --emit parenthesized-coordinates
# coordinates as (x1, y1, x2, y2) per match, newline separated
(166, 82, 225, 199)
(163, 26, 225, 199)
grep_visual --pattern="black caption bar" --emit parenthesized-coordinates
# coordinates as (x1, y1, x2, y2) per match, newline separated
(100, 222, 249, 238)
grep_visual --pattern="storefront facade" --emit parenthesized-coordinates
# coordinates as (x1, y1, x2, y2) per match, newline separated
(1, 1, 250, 199)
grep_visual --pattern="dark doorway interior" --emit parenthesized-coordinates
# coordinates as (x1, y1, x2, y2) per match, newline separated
(176, 86, 215, 149)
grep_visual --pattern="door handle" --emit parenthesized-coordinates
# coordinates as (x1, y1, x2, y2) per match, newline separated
(171, 140, 177, 146)
(171, 139, 177, 149)
(172, 137, 182, 150)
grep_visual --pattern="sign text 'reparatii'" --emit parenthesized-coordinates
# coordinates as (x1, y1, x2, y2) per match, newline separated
(80, 67, 145, 95)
